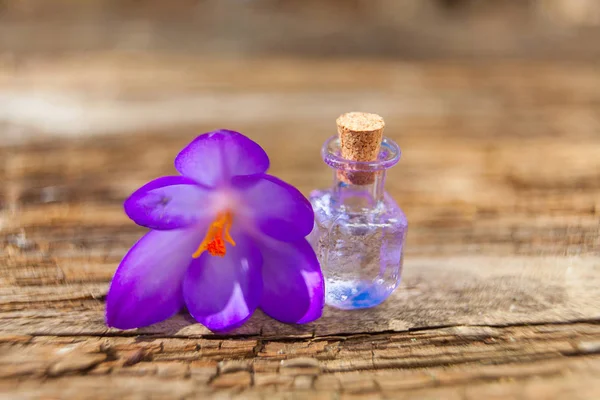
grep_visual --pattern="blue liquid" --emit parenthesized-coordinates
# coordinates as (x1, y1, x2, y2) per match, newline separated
(326, 279, 396, 309)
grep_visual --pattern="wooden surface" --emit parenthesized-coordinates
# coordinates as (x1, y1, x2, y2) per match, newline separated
(3, 0, 600, 59)
(1, 56, 600, 399)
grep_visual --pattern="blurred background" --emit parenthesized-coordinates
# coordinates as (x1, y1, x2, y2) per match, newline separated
(2, 0, 600, 58)
(1, 0, 600, 233)
(1, 0, 600, 143)
(3, 0, 600, 225)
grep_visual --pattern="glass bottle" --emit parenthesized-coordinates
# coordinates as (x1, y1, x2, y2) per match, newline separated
(308, 135, 408, 310)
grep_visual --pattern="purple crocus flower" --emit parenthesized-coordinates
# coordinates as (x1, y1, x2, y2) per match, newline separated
(106, 130, 324, 331)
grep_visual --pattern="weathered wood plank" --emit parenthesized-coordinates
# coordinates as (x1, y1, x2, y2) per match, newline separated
(2, 58, 600, 141)
(1, 58, 599, 398)
(1, 323, 600, 399)
(0, 256, 599, 337)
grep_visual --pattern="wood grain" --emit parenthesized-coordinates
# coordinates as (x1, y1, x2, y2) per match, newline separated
(1, 56, 599, 399)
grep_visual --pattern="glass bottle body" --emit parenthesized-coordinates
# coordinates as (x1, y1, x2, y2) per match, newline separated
(308, 137, 408, 310)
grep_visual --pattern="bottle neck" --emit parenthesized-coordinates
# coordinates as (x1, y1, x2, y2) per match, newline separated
(331, 170, 386, 212)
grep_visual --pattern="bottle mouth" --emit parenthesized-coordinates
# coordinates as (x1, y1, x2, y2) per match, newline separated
(321, 135, 401, 172)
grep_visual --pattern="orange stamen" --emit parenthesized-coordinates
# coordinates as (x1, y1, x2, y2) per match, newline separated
(193, 211, 236, 258)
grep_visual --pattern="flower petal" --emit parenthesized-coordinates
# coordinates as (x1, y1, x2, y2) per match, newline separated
(175, 130, 270, 187)
(106, 229, 202, 329)
(124, 176, 212, 230)
(259, 238, 324, 324)
(232, 174, 314, 242)
(183, 234, 263, 331)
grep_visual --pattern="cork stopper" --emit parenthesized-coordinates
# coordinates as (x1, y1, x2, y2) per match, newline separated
(336, 112, 385, 185)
